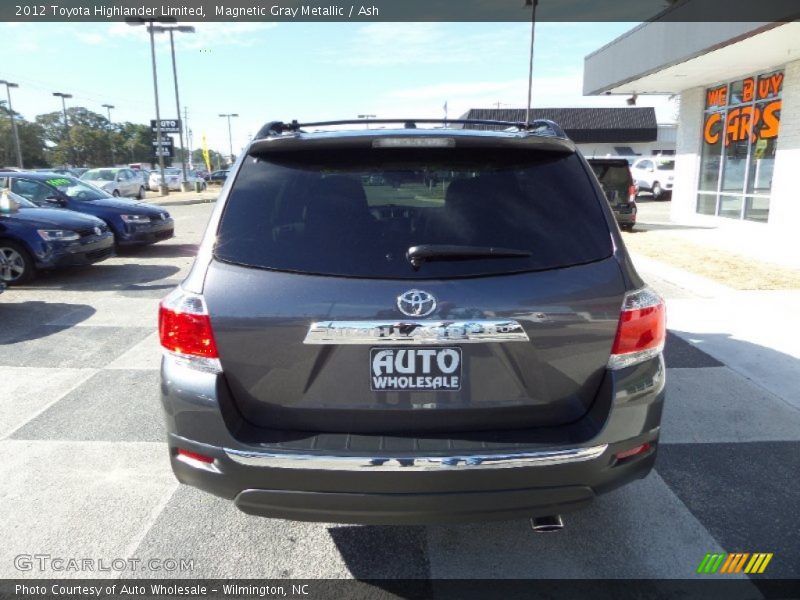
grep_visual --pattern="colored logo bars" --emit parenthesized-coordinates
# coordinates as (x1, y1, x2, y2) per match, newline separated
(697, 552, 773, 575)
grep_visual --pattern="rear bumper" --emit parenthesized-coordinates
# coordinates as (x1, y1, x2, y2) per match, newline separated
(169, 434, 656, 524)
(161, 353, 665, 524)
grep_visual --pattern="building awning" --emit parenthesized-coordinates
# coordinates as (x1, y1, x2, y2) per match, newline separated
(461, 107, 658, 143)
(584, 21, 800, 96)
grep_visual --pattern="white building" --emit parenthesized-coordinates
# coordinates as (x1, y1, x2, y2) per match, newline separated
(584, 20, 800, 233)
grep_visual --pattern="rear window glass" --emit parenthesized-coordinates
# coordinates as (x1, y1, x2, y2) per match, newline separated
(215, 148, 612, 279)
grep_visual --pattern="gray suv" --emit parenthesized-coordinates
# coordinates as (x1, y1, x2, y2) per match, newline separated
(159, 119, 666, 525)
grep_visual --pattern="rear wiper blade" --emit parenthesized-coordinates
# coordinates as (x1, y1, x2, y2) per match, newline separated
(407, 244, 531, 269)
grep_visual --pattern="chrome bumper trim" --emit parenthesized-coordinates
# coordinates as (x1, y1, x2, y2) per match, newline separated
(303, 319, 530, 345)
(224, 444, 608, 471)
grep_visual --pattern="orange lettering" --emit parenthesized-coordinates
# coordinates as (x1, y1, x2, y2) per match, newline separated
(706, 86, 727, 107)
(757, 77, 773, 100)
(704, 113, 721, 144)
(725, 108, 741, 146)
(770, 72, 784, 95)
(760, 100, 781, 139)
(742, 78, 755, 102)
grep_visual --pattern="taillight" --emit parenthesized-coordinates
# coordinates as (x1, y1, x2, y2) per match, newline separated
(628, 184, 637, 204)
(608, 287, 666, 370)
(159, 287, 222, 373)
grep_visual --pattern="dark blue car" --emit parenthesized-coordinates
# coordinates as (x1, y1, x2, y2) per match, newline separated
(1, 172, 174, 247)
(0, 190, 114, 284)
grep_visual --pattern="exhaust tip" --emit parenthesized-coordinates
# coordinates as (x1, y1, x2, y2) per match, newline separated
(530, 515, 564, 533)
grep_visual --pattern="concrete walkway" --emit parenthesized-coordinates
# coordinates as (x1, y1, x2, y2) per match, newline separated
(633, 251, 800, 411)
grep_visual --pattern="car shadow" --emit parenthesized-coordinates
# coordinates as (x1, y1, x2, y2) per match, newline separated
(624, 222, 716, 233)
(328, 525, 433, 589)
(0, 301, 95, 344)
(118, 243, 199, 259)
(13, 264, 182, 293)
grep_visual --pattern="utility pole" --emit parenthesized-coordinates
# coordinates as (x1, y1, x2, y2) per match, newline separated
(52, 92, 73, 167)
(219, 113, 238, 165)
(0, 80, 23, 168)
(150, 25, 195, 190)
(125, 16, 177, 196)
(102, 103, 115, 165)
(524, 0, 539, 126)
(184, 106, 193, 169)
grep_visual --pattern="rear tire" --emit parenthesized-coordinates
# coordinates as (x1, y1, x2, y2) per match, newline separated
(112, 190, 120, 197)
(620, 223, 634, 232)
(0, 240, 35, 284)
(652, 182, 664, 200)
(137, 186, 145, 200)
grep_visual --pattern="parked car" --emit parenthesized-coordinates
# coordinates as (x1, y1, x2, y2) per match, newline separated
(0, 280, 5, 295)
(0, 189, 114, 284)
(587, 158, 637, 231)
(630, 157, 675, 200)
(208, 169, 229, 185)
(0, 172, 174, 247)
(149, 168, 208, 192)
(159, 118, 666, 526)
(81, 168, 146, 199)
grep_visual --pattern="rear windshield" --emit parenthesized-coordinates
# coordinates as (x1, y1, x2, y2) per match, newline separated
(215, 148, 612, 279)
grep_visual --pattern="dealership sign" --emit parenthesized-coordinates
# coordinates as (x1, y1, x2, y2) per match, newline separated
(703, 71, 783, 146)
(150, 119, 181, 134)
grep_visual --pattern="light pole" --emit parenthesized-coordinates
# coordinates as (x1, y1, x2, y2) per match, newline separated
(219, 113, 238, 165)
(0, 80, 23, 168)
(102, 103, 115, 165)
(523, 0, 539, 126)
(126, 16, 177, 196)
(151, 24, 195, 191)
(52, 92, 73, 168)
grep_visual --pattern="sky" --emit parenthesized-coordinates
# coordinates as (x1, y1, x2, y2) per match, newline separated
(0, 21, 676, 157)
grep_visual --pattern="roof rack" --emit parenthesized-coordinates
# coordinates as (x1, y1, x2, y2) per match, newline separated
(254, 118, 566, 141)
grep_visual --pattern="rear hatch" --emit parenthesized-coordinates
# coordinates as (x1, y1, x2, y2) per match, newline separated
(206, 136, 626, 434)
(586, 158, 636, 215)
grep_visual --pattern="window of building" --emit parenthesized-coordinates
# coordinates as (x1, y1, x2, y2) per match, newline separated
(697, 69, 783, 223)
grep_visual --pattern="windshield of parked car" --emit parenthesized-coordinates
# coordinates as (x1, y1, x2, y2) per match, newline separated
(45, 177, 111, 201)
(216, 148, 612, 279)
(82, 169, 117, 181)
(656, 160, 675, 170)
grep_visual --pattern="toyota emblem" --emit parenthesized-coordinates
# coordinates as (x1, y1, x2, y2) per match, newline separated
(397, 290, 437, 318)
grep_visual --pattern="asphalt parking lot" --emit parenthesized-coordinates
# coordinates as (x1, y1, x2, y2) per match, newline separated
(1, 201, 798, 584)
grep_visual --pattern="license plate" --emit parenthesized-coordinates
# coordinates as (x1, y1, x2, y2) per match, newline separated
(370, 347, 462, 391)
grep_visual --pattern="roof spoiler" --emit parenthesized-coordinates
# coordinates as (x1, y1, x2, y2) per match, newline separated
(253, 118, 567, 141)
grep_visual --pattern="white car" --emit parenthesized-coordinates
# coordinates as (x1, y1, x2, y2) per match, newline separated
(81, 167, 146, 199)
(149, 168, 207, 192)
(630, 158, 675, 200)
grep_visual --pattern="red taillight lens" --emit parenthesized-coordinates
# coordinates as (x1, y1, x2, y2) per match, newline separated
(177, 448, 215, 464)
(159, 308, 218, 357)
(628, 184, 637, 203)
(159, 288, 221, 372)
(615, 443, 651, 461)
(608, 287, 666, 370)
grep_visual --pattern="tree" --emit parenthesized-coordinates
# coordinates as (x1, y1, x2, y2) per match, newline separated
(0, 101, 48, 168)
(36, 107, 114, 167)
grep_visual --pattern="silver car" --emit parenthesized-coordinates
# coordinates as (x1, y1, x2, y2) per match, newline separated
(81, 168, 145, 199)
